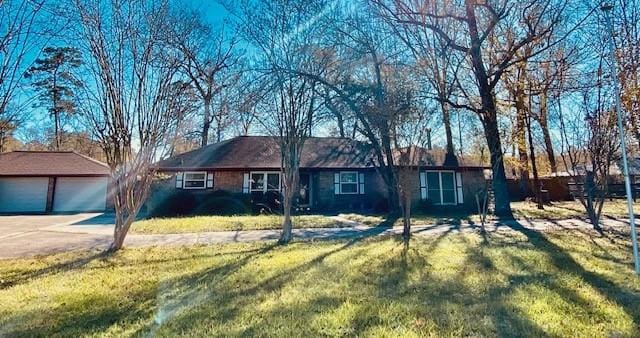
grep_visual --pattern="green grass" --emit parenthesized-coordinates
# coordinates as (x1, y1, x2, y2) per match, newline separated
(130, 215, 344, 234)
(130, 200, 640, 235)
(511, 200, 640, 220)
(1, 228, 639, 337)
(340, 200, 640, 227)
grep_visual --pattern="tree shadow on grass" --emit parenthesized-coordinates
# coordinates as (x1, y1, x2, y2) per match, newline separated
(0, 249, 109, 290)
(1, 285, 155, 337)
(142, 227, 391, 336)
(500, 221, 640, 326)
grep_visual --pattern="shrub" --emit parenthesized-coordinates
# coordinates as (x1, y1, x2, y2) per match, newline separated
(148, 191, 197, 217)
(193, 191, 252, 216)
(373, 197, 390, 213)
(414, 199, 433, 213)
(250, 191, 283, 214)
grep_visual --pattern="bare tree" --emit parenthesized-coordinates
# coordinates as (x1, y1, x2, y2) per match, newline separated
(0, 0, 47, 152)
(375, 0, 574, 218)
(614, 0, 640, 150)
(162, 80, 200, 158)
(382, 2, 462, 165)
(391, 83, 434, 244)
(72, 0, 181, 252)
(559, 56, 618, 231)
(168, 10, 237, 146)
(284, 7, 410, 212)
(234, 0, 328, 243)
(504, 55, 533, 199)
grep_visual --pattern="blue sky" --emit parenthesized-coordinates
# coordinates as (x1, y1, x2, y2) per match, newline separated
(14, 0, 234, 142)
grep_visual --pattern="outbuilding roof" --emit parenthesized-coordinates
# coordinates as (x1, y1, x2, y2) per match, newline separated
(0, 151, 110, 177)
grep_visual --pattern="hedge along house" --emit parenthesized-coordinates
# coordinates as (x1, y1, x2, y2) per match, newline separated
(151, 136, 487, 213)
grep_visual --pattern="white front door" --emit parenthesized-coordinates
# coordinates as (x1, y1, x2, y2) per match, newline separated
(53, 177, 108, 212)
(0, 177, 49, 213)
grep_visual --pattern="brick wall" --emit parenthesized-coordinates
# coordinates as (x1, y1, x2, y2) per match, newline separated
(215, 171, 243, 193)
(148, 168, 486, 213)
(312, 170, 387, 211)
(459, 170, 487, 210)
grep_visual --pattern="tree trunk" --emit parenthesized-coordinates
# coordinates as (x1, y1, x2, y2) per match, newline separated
(201, 97, 211, 147)
(280, 194, 293, 243)
(538, 91, 557, 173)
(514, 88, 531, 198)
(381, 132, 400, 212)
(401, 191, 411, 244)
(109, 215, 134, 252)
(482, 113, 514, 218)
(279, 141, 301, 244)
(441, 101, 458, 166)
(336, 113, 345, 138)
(584, 171, 603, 232)
(54, 110, 61, 151)
(465, 0, 512, 218)
(526, 112, 544, 209)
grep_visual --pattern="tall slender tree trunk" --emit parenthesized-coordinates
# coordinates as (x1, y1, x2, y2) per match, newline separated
(280, 190, 294, 243)
(279, 145, 300, 244)
(401, 186, 411, 244)
(54, 111, 61, 151)
(381, 132, 400, 212)
(336, 113, 345, 138)
(482, 111, 513, 218)
(514, 88, 531, 198)
(52, 68, 61, 151)
(201, 97, 211, 147)
(108, 177, 137, 252)
(526, 111, 544, 209)
(465, 0, 512, 218)
(538, 91, 557, 173)
(441, 101, 458, 166)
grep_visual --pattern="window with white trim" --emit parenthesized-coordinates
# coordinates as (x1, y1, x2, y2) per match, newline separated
(425, 171, 456, 205)
(183, 171, 207, 189)
(339, 171, 359, 194)
(250, 172, 281, 192)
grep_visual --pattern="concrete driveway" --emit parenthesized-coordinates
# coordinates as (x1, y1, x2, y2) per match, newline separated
(0, 213, 114, 259)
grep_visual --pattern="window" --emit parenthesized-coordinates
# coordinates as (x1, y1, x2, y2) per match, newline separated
(423, 171, 456, 205)
(340, 171, 359, 194)
(250, 172, 281, 192)
(183, 171, 206, 189)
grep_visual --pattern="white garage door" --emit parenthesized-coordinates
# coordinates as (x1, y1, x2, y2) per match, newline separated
(53, 177, 108, 212)
(0, 177, 49, 213)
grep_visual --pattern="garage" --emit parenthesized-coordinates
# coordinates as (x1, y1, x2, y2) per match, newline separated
(0, 177, 50, 213)
(53, 177, 109, 212)
(0, 151, 110, 214)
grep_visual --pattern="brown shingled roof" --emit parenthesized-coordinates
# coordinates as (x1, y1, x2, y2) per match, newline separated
(393, 146, 486, 168)
(155, 136, 487, 171)
(0, 151, 110, 176)
(155, 136, 374, 170)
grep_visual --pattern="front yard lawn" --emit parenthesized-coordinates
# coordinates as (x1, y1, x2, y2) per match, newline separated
(131, 215, 345, 234)
(511, 200, 640, 220)
(1, 228, 639, 336)
(340, 200, 640, 227)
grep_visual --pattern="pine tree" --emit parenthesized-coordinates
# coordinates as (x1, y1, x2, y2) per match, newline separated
(24, 47, 83, 150)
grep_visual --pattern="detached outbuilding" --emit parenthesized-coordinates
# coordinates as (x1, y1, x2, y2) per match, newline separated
(0, 151, 110, 213)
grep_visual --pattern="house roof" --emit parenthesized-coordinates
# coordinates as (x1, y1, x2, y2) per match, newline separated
(155, 136, 373, 170)
(155, 136, 487, 171)
(0, 151, 110, 177)
(392, 146, 486, 168)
